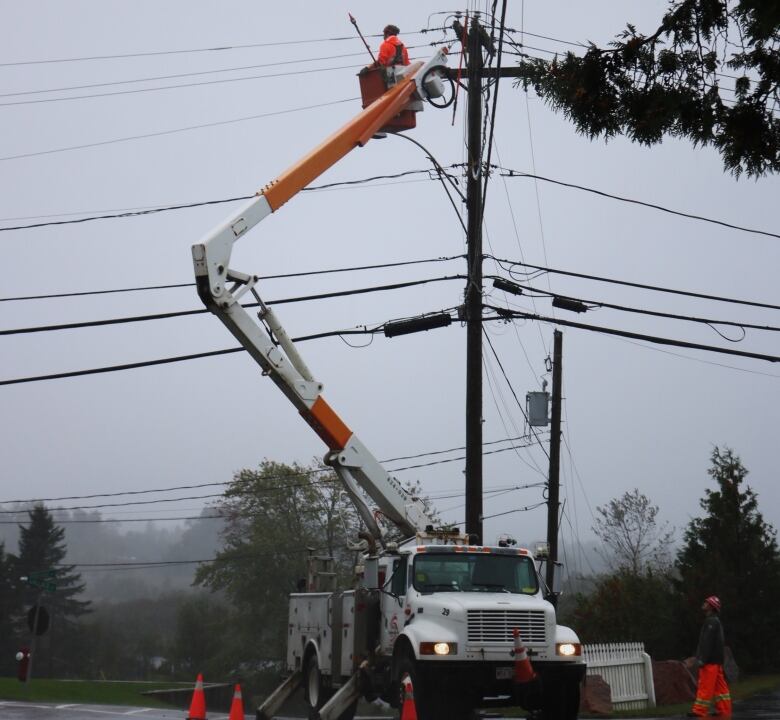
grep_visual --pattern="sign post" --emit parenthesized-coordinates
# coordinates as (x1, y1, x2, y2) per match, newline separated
(20, 570, 57, 683)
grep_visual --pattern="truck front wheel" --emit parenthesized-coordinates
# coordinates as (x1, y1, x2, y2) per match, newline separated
(394, 655, 474, 720)
(541, 679, 580, 720)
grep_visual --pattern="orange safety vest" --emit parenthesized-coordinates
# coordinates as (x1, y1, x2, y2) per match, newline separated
(378, 36, 410, 67)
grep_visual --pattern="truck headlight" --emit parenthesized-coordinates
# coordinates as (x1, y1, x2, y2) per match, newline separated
(556, 643, 581, 657)
(420, 642, 457, 655)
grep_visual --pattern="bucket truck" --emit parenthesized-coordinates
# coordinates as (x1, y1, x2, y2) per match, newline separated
(192, 49, 585, 720)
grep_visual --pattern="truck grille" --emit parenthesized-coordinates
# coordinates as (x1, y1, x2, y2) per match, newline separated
(467, 609, 547, 645)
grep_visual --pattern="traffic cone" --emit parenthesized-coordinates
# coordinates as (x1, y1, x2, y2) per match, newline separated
(400, 674, 418, 720)
(228, 684, 244, 720)
(512, 629, 536, 684)
(187, 673, 207, 720)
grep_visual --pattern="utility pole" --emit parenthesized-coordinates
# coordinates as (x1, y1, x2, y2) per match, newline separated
(545, 330, 563, 602)
(462, 15, 492, 544)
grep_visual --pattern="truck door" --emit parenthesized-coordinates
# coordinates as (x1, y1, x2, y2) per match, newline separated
(380, 555, 408, 654)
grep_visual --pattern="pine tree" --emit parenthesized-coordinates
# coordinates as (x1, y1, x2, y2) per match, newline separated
(676, 447, 780, 670)
(14, 505, 91, 675)
(0, 542, 23, 674)
(514, 1, 780, 177)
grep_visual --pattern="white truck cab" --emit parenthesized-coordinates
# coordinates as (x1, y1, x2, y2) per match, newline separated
(287, 534, 584, 720)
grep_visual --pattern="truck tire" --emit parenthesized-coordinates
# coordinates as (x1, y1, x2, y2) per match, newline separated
(541, 679, 580, 720)
(303, 653, 357, 720)
(303, 653, 328, 720)
(394, 655, 474, 720)
(395, 654, 430, 720)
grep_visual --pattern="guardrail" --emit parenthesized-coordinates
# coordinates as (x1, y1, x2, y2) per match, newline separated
(583, 641, 656, 711)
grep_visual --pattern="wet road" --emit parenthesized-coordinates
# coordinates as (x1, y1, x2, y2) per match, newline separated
(2, 690, 779, 719)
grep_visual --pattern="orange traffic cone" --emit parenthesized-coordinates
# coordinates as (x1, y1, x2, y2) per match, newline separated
(187, 673, 207, 720)
(512, 629, 536, 684)
(228, 684, 244, 720)
(400, 674, 418, 720)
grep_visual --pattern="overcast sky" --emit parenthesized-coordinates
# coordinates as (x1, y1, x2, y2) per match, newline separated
(2, 1, 778, 577)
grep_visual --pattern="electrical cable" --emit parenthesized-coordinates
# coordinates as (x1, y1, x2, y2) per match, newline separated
(496, 166, 780, 241)
(485, 307, 780, 363)
(0, 63, 372, 108)
(0, 167, 461, 231)
(497, 279, 780, 336)
(482, 329, 551, 460)
(0, 97, 359, 164)
(0, 47, 433, 99)
(0, 254, 465, 303)
(0, 29, 445, 67)
(0, 435, 536, 506)
(0, 275, 465, 336)
(0, 47, 444, 108)
(487, 256, 780, 312)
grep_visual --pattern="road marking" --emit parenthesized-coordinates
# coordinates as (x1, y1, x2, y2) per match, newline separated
(56, 704, 81, 709)
(123, 710, 152, 715)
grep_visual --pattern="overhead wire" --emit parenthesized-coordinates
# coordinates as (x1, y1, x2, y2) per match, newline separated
(0, 29, 447, 67)
(0, 437, 545, 507)
(495, 279, 780, 337)
(0, 167, 462, 231)
(0, 47, 433, 100)
(482, 329, 551, 460)
(0, 97, 359, 163)
(488, 256, 780, 312)
(495, 166, 780, 241)
(0, 254, 466, 303)
(485, 307, 780, 363)
(0, 275, 466, 336)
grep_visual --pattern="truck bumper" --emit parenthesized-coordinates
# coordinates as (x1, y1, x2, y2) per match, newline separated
(415, 659, 585, 705)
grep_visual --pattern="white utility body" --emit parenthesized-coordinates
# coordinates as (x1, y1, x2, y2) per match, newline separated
(192, 47, 584, 720)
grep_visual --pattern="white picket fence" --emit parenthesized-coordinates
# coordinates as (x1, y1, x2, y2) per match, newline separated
(582, 642, 656, 711)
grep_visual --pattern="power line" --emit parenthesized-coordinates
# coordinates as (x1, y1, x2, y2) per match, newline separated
(64, 546, 316, 571)
(0, 307, 453, 385)
(486, 307, 780, 364)
(482, 329, 551, 461)
(488, 255, 780, 312)
(0, 168, 458, 231)
(0, 275, 465, 336)
(0, 29, 444, 67)
(0, 98, 359, 163)
(498, 279, 780, 336)
(0, 47, 433, 99)
(0, 254, 465, 303)
(0, 63, 371, 108)
(0, 46, 447, 109)
(496, 166, 780, 241)
(0, 435, 535, 507)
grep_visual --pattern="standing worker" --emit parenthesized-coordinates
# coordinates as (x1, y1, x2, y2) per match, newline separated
(688, 595, 732, 718)
(377, 24, 410, 68)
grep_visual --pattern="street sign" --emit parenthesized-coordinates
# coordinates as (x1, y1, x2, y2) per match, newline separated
(29, 569, 57, 580)
(21, 571, 57, 593)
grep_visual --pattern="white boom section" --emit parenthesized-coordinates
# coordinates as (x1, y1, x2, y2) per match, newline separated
(192, 50, 448, 542)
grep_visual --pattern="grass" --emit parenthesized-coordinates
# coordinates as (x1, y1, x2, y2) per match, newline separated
(0, 677, 191, 707)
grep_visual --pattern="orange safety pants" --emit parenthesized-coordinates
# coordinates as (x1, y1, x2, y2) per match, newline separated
(691, 663, 732, 717)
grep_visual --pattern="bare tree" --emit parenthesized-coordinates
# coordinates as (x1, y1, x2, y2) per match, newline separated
(593, 489, 674, 574)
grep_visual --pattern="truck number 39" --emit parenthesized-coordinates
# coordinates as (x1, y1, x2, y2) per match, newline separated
(441, 608, 450, 616)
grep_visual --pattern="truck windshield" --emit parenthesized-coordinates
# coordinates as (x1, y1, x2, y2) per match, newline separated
(412, 552, 538, 594)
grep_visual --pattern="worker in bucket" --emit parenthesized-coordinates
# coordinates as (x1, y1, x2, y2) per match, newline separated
(377, 24, 410, 68)
(688, 595, 732, 717)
